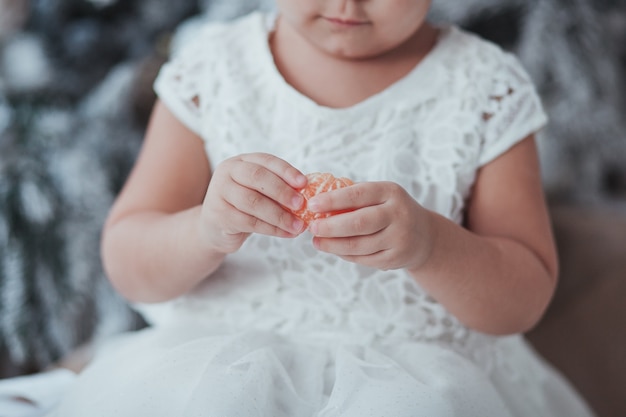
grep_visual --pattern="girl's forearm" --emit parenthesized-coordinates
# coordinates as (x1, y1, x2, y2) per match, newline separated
(409, 212, 557, 336)
(101, 206, 227, 303)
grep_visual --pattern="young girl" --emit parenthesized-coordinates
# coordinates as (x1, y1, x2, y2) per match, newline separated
(50, 1, 595, 416)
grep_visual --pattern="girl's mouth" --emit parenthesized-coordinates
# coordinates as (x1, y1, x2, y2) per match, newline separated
(323, 17, 370, 27)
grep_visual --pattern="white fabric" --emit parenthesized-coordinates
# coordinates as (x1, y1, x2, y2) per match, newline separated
(52, 12, 594, 417)
(0, 369, 76, 417)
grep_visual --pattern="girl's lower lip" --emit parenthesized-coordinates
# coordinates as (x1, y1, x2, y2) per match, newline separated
(324, 17, 369, 26)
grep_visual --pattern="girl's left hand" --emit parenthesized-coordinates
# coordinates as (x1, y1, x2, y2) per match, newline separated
(308, 181, 435, 272)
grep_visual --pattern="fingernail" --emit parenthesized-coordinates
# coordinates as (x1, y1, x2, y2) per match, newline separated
(309, 221, 318, 235)
(294, 174, 307, 188)
(307, 197, 320, 212)
(291, 194, 304, 210)
(292, 218, 304, 233)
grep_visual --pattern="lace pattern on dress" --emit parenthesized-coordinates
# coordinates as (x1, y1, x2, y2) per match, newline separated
(154, 26, 224, 136)
(477, 48, 548, 165)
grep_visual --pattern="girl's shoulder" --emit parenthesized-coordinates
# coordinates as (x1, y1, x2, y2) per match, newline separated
(153, 12, 272, 136)
(436, 27, 547, 166)
(436, 25, 526, 78)
(434, 25, 542, 115)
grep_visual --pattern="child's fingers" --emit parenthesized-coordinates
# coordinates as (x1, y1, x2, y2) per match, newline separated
(225, 185, 305, 235)
(229, 158, 305, 212)
(223, 198, 302, 237)
(313, 232, 388, 257)
(237, 153, 307, 190)
(338, 251, 395, 271)
(309, 206, 386, 238)
(241, 215, 300, 238)
(307, 182, 385, 214)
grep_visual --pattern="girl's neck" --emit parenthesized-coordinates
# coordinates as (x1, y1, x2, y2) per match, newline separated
(270, 17, 439, 109)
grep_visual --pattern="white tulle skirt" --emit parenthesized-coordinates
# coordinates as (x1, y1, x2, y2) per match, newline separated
(49, 322, 594, 417)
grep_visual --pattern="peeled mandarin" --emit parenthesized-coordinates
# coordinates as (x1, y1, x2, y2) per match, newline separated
(292, 172, 354, 226)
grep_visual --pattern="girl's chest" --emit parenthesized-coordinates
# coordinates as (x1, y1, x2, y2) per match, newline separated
(205, 91, 480, 171)
(200, 90, 483, 221)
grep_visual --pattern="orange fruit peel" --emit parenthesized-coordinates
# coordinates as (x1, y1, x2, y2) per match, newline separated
(291, 172, 354, 226)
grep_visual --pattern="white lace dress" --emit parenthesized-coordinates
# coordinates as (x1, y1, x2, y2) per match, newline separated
(52, 12, 595, 417)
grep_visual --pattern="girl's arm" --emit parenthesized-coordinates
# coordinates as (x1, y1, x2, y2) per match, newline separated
(309, 135, 557, 335)
(409, 135, 558, 335)
(101, 100, 220, 303)
(101, 101, 307, 303)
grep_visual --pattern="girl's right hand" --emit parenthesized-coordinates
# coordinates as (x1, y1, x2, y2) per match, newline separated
(199, 153, 308, 254)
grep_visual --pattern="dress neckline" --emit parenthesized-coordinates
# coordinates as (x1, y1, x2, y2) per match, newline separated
(252, 13, 452, 118)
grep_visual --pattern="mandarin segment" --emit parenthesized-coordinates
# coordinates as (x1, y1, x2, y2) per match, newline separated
(292, 172, 354, 226)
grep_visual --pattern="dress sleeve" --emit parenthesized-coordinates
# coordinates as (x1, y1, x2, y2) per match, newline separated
(478, 52, 548, 167)
(153, 26, 216, 137)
